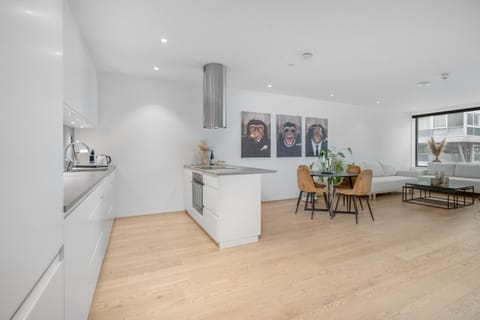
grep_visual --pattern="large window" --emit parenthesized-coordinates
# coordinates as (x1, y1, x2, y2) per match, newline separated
(414, 108, 480, 166)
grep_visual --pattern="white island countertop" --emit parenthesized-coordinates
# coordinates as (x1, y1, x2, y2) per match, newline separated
(184, 164, 276, 176)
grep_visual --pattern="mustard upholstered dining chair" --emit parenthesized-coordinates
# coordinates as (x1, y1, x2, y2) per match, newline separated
(295, 165, 330, 219)
(334, 165, 361, 190)
(334, 165, 362, 211)
(334, 169, 374, 224)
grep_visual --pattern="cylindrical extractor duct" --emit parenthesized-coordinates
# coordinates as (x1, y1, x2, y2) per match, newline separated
(203, 63, 226, 129)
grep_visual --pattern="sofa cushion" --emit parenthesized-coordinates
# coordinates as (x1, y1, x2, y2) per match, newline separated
(396, 170, 420, 178)
(418, 175, 434, 184)
(449, 177, 480, 192)
(427, 162, 456, 177)
(371, 176, 417, 194)
(454, 163, 480, 179)
(380, 162, 396, 176)
(361, 161, 385, 177)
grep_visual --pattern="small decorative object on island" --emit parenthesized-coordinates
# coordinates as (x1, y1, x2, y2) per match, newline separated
(427, 136, 447, 163)
(241, 111, 271, 158)
(198, 142, 211, 165)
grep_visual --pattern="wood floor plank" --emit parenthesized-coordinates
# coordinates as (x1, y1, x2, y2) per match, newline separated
(88, 193, 480, 320)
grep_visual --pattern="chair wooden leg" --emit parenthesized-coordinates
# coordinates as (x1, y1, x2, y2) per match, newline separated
(358, 197, 364, 211)
(311, 193, 315, 220)
(295, 191, 303, 214)
(352, 195, 359, 224)
(335, 194, 341, 212)
(365, 196, 374, 221)
(304, 193, 310, 210)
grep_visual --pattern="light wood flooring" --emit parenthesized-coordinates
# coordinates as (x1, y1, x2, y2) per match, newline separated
(89, 193, 480, 320)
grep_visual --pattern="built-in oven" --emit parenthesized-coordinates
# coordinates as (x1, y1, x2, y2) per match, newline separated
(192, 172, 204, 214)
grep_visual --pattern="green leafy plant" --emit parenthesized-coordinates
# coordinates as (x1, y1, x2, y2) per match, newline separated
(318, 146, 353, 172)
(314, 146, 353, 183)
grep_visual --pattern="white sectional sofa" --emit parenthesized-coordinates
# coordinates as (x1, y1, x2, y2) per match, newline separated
(418, 162, 480, 192)
(358, 161, 418, 199)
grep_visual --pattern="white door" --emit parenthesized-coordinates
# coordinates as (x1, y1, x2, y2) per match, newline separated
(0, 0, 63, 319)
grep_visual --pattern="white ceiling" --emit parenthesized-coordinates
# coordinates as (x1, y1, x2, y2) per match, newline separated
(70, 0, 480, 111)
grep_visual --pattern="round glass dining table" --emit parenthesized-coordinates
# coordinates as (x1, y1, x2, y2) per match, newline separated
(309, 171, 359, 216)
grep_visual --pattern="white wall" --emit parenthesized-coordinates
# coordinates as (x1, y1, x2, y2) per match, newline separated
(77, 72, 412, 217)
(76, 72, 205, 217)
(205, 90, 413, 201)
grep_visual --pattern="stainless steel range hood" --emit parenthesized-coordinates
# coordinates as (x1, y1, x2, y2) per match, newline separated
(203, 63, 226, 129)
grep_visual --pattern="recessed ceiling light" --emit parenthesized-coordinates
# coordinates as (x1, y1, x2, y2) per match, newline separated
(330, 93, 335, 97)
(161, 38, 168, 43)
(80, 126, 84, 129)
(70, 121, 75, 125)
(417, 81, 431, 87)
(376, 100, 380, 104)
(267, 84, 272, 88)
(55, 51, 62, 56)
(153, 66, 159, 71)
(24, 9, 33, 15)
(440, 72, 450, 80)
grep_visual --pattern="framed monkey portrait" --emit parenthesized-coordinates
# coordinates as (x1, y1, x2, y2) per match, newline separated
(276, 114, 302, 157)
(305, 117, 328, 157)
(241, 111, 271, 158)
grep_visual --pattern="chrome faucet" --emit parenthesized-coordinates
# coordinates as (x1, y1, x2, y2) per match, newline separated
(64, 140, 91, 172)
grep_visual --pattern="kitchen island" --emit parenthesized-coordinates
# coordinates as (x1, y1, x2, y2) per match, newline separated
(184, 165, 275, 248)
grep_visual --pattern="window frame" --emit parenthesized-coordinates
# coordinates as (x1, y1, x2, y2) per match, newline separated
(413, 106, 480, 167)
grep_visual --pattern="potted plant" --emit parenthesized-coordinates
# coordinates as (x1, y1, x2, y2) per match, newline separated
(311, 146, 353, 184)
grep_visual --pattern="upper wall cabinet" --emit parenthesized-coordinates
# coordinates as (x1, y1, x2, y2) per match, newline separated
(63, 0, 98, 128)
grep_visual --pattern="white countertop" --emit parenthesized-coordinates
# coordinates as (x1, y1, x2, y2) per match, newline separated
(184, 164, 276, 176)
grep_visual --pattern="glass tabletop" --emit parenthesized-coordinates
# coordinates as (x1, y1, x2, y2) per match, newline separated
(310, 171, 359, 177)
(405, 181, 474, 190)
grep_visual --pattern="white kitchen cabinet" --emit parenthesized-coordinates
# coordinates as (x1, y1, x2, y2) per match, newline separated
(63, 0, 98, 127)
(184, 169, 262, 248)
(12, 254, 64, 320)
(0, 0, 64, 318)
(184, 169, 193, 214)
(203, 185, 219, 215)
(64, 171, 116, 320)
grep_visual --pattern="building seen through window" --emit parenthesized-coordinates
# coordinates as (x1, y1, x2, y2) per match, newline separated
(416, 110, 480, 166)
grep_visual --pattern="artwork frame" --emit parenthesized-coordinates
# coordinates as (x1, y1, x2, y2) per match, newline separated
(305, 117, 328, 157)
(276, 114, 302, 157)
(241, 111, 271, 158)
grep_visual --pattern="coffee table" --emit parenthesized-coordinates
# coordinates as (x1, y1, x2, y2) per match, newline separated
(402, 182, 475, 209)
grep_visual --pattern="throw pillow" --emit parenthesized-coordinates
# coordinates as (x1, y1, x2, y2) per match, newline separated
(380, 162, 396, 176)
(362, 161, 385, 177)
